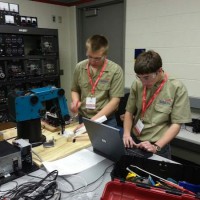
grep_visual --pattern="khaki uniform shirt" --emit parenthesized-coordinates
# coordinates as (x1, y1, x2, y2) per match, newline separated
(126, 74, 191, 142)
(71, 59, 124, 118)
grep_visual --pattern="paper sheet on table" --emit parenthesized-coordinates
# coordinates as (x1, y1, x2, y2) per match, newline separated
(42, 149, 105, 175)
(63, 115, 107, 138)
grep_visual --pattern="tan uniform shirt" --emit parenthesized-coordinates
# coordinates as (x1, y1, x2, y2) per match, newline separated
(126, 74, 191, 142)
(71, 59, 124, 118)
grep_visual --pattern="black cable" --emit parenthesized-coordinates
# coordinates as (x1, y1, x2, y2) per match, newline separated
(5, 136, 17, 141)
(65, 164, 114, 200)
(182, 124, 193, 133)
(0, 181, 18, 193)
(57, 192, 62, 200)
(57, 163, 114, 194)
(0, 170, 60, 200)
(25, 173, 44, 180)
(0, 182, 38, 200)
(184, 119, 200, 133)
(85, 163, 113, 187)
(82, 164, 114, 193)
(1, 164, 113, 199)
(57, 175, 75, 192)
(183, 124, 200, 133)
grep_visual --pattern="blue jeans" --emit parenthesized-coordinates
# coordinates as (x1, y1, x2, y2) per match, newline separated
(103, 115, 118, 128)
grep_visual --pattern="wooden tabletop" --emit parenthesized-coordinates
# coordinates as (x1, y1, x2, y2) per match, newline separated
(2, 124, 91, 167)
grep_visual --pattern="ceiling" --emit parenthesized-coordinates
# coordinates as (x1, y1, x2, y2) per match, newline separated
(31, 0, 95, 7)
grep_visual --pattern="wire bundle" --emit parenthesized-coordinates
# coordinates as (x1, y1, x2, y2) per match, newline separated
(0, 164, 114, 200)
(0, 170, 60, 200)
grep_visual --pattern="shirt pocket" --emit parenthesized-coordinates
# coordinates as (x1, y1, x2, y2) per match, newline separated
(96, 82, 111, 91)
(78, 80, 90, 97)
(153, 103, 172, 124)
(79, 80, 88, 89)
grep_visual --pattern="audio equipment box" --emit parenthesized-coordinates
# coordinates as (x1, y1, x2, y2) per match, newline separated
(0, 34, 24, 57)
(0, 140, 22, 178)
(20, 16, 38, 27)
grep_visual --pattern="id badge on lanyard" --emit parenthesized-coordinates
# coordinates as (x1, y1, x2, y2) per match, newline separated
(134, 119, 144, 136)
(86, 96, 96, 109)
(134, 74, 168, 136)
(86, 59, 108, 110)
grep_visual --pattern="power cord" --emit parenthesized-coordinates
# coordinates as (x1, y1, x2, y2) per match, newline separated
(182, 124, 193, 133)
(0, 181, 18, 193)
(0, 170, 60, 200)
(68, 163, 114, 199)
(32, 150, 44, 162)
(59, 163, 114, 199)
(0, 164, 114, 199)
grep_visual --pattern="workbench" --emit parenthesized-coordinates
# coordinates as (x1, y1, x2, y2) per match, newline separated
(1, 123, 91, 167)
(0, 122, 112, 199)
(2, 122, 200, 166)
(1, 121, 200, 199)
(171, 127, 200, 165)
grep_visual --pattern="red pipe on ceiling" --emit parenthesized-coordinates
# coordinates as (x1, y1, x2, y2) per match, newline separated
(31, 0, 94, 7)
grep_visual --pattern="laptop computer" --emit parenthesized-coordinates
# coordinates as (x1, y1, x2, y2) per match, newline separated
(83, 117, 153, 162)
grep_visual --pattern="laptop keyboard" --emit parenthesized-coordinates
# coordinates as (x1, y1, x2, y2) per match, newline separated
(126, 148, 153, 158)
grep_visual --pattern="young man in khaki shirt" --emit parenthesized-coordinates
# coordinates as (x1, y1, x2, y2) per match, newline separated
(71, 35, 124, 129)
(123, 50, 191, 158)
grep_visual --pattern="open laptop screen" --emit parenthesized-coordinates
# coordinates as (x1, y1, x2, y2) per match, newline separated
(83, 117, 153, 161)
(83, 117, 125, 161)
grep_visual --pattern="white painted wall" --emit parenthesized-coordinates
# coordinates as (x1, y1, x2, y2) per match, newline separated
(4, 0, 200, 100)
(3, 0, 77, 102)
(125, 0, 200, 98)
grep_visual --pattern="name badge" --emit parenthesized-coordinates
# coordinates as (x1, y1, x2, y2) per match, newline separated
(134, 119, 144, 136)
(86, 97, 96, 109)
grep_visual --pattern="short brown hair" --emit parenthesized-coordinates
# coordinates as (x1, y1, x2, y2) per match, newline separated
(86, 35, 109, 55)
(134, 50, 162, 74)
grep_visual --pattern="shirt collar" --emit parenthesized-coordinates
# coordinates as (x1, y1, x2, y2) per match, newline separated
(83, 59, 109, 72)
(154, 72, 166, 88)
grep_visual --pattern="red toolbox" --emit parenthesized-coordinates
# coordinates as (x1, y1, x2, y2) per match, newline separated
(101, 179, 197, 200)
(101, 155, 200, 200)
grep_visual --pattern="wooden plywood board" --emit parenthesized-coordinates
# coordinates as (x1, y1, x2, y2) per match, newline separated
(33, 131, 91, 167)
(41, 121, 78, 132)
(0, 122, 16, 131)
(1, 127, 17, 140)
(2, 125, 91, 167)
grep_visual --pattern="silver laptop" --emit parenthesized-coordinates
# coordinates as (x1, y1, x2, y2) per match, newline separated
(83, 117, 153, 162)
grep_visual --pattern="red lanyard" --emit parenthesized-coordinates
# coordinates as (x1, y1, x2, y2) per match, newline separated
(87, 59, 108, 95)
(142, 74, 168, 118)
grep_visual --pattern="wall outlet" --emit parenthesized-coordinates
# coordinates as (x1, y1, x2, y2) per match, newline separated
(58, 16, 62, 23)
(52, 15, 56, 22)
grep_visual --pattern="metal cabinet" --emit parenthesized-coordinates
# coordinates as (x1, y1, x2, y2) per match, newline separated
(0, 25, 60, 123)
